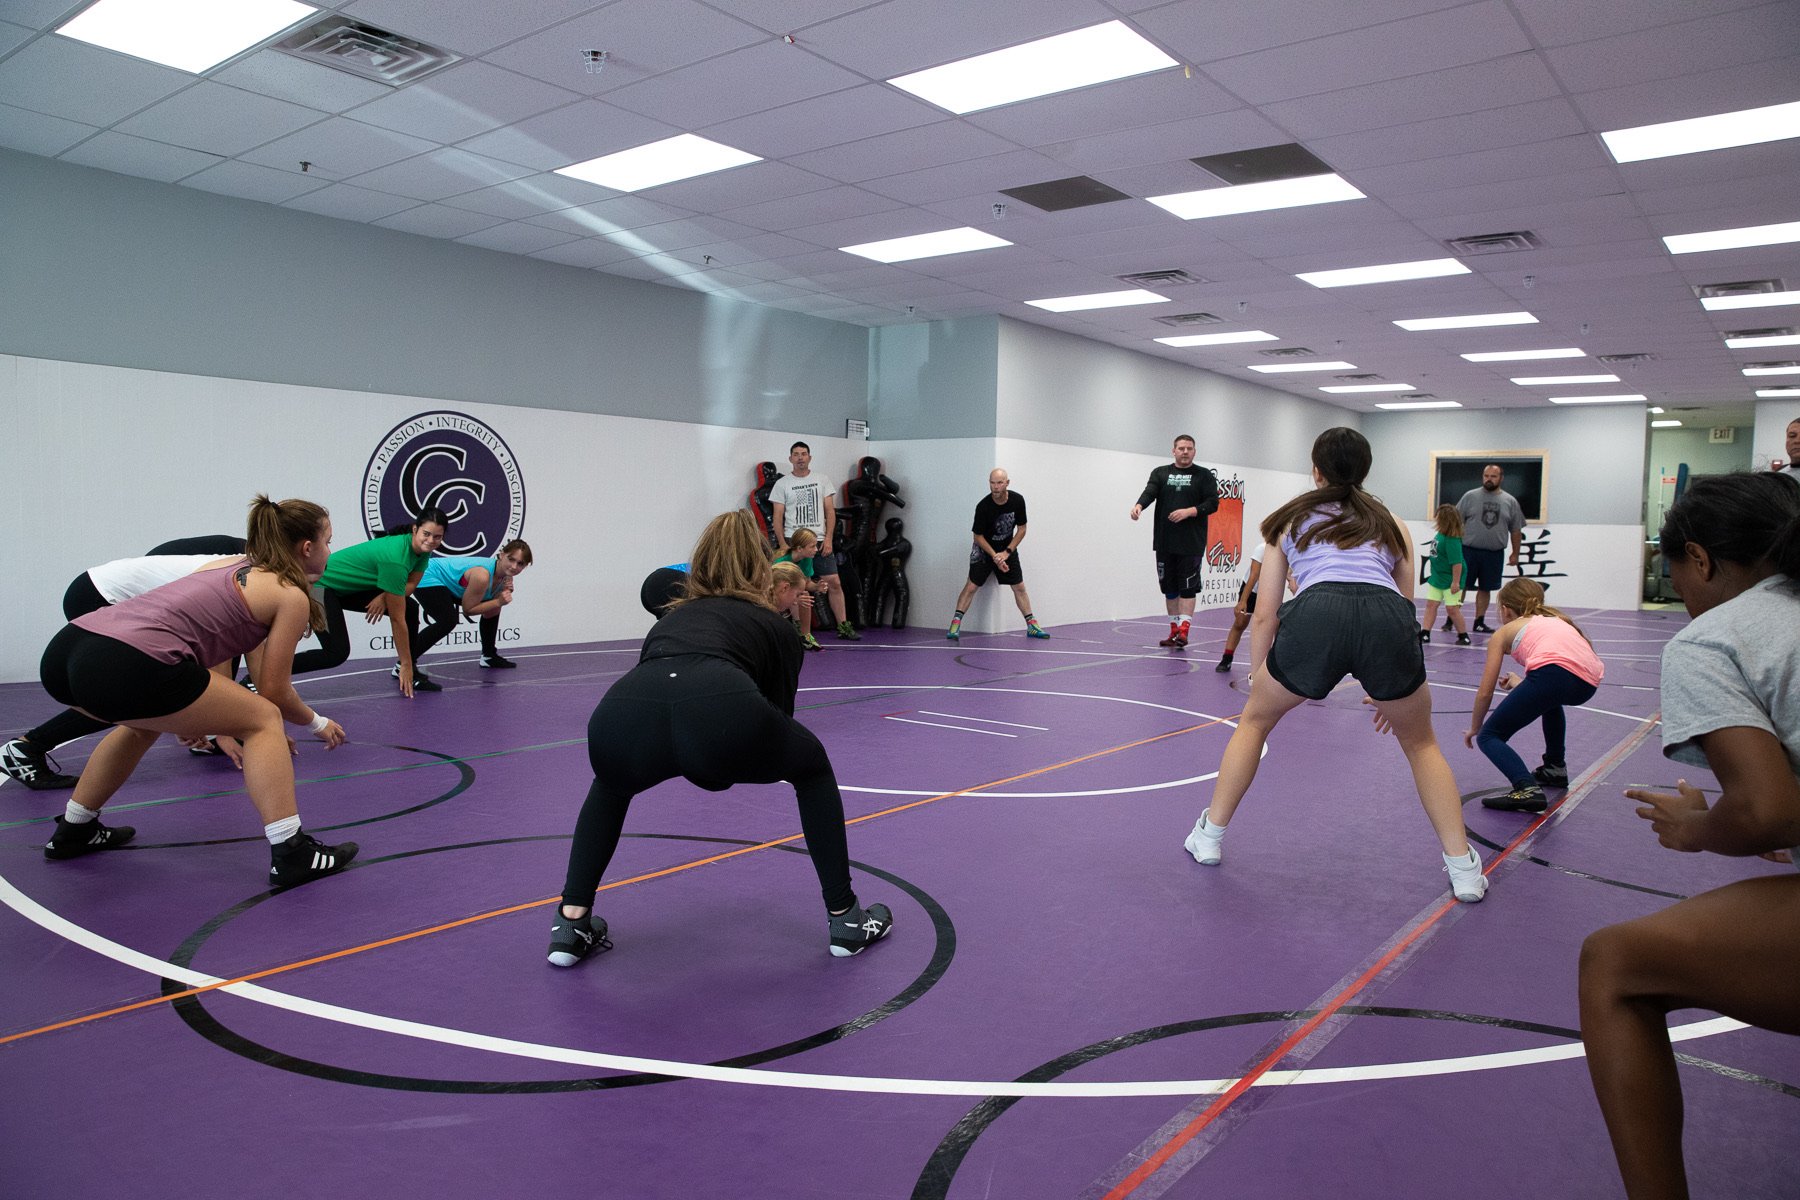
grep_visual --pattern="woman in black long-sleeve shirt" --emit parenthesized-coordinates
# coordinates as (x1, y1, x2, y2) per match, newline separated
(547, 510, 893, 967)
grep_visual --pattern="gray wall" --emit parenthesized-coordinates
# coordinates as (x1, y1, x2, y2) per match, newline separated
(1364, 404, 1648, 525)
(867, 317, 1000, 440)
(0, 148, 869, 435)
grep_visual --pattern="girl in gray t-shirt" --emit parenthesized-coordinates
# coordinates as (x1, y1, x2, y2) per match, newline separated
(1579, 471, 1800, 1200)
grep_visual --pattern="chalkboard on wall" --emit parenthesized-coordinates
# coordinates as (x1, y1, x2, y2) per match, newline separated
(1430, 453, 1546, 522)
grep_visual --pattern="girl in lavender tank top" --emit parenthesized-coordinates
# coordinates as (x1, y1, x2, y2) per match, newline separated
(1181, 428, 1488, 905)
(37, 496, 359, 887)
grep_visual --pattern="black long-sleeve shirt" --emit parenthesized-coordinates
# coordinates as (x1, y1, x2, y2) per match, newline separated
(640, 596, 803, 715)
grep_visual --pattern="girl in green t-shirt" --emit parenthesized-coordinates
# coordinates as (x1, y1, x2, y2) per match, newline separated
(1420, 505, 1470, 645)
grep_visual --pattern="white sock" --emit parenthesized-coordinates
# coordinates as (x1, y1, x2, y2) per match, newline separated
(64, 800, 98, 825)
(1443, 847, 1477, 866)
(265, 815, 301, 845)
(1199, 812, 1226, 835)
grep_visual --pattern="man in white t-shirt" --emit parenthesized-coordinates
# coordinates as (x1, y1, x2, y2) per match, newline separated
(769, 441, 859, 640)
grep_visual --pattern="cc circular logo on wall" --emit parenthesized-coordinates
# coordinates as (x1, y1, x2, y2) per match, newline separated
(362, 411, 525, 556)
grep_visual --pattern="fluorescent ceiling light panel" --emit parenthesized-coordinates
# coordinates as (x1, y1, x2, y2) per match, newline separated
(1744, 366, 1800, 375)
(57, 0, 315, 72)
(1154, 330, 1279, 347)
(556, 134, 761, 192)
(1650, 420, 1683, 427)
(1147, 173, 1364, 221)
(1510, 374, 1621, 385)
(1320, 383, 1415, 393)
(887, 20, 1176, 115)
(1395, 312, 1537, 331)
(1376, 400, 1463, 410)
(1296, 258, 1470, 288)
(1247, 361, 1357, 373)
(1461, 348, 1585, 362)
(1701, 289, 1800, 311)
(1025, 289, 1166, 313)
(1756, 387, 1800, 397)
(1664, 221, 1800, 255)
(1546, 394, 1647, 405)
(1725, 332, 1800, 348)
(839, 227, 1011, 263)
(1649, 406, 1665, 413)
(1601, 99, 1800, 164)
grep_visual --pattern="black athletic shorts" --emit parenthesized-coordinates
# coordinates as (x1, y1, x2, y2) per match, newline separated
(969, 551, 1023, 587)
(1464, 545, 1505, 592)
(40, 625, 212, 723)
(1266, 582, 1427, 702)
(1156, 553, 1200, 599)
(1243, 589, 1258, 614)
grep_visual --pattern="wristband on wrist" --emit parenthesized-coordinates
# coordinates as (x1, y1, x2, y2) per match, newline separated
(308, 712, 330, 734)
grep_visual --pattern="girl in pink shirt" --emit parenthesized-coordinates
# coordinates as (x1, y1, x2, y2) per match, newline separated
(1466, 578, 1603, 812)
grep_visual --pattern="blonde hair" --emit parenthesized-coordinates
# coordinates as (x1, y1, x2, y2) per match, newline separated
(1434, 504, 1464, 537)
(788, 526, 818, 550)
(770, 561, 807, 591)
(246, 495, 328, 631)
(1499, 578, 1590, 644)
(674, 510, 775, 610)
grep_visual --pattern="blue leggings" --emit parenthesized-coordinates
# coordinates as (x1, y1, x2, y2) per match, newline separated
(1476, 664, 1597, 786)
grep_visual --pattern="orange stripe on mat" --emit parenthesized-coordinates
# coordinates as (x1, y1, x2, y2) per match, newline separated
(1, 713, 1238, 1047)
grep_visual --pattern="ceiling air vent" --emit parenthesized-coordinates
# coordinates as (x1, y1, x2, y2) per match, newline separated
(999, 175, 1130, 212)
(1398, 393, 1436, 400)
(1334, 373, 1384, 382)
(1442, 230, 1543, 255)
(1118, 269, 1210, 287)
(1746, 360, 1800, 369)
(1259, 347, 1318, 357)
(276, 16, 460, 86)
(1596, 353, 1655, 364)
(1153, 311, 1224, 327)
(1694, 278, 1784, 299)
(1724, 326, 1796, 339)
(1191, 143, 1332, 185)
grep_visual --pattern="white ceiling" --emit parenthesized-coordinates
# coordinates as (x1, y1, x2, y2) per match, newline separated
(3, 0, 1797, 425)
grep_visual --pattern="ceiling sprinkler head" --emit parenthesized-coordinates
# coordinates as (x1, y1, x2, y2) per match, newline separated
(582, 49, 608, 75)
(991, 202, 1007, 218)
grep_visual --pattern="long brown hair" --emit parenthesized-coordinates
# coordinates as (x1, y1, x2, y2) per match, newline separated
(246, 495, 328, 630)
(1499, 578, 1590, 645)
(1434, 504, 1464, 537)
(1260, 427, 1406, 557)
(673, 510, 775, 610)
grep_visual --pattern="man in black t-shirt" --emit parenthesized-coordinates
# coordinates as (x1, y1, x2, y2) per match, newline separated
(947, 468, 1048, 641)
(1130, 434, 1220, 649)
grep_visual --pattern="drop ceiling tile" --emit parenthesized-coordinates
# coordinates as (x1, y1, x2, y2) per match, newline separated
(0, 2, 72, 28)
(606, 214, 763, 253)
(1137, 0, 1478, 64)
(115, 81, 325, 156)
(720, 184, 903, 233)
(239, 115, 435, 179)
(727, 279, 832, 303)
(373, 201, 505, 238)
(0, 101, 96, 155)
(703, 83, 941, 159)
(861, 148, 1076, 206)
(603, 40, 868, 129)
(341, 0, 600, 57)
(965, 69, 1239, 147)
(436, 172, 607, 218)
(529, 237, 642, 269)
(484, 0, 768, 93)
(789, 119, 1017, 184)
(58, 130, 223, 181)
(0, 34, 191, 127)
(212, 48, 393, 113)
(523, 193, 698, 236)
(1383, 166, 1624, 220)
(346, 61, 581, 144)
(797, 0, 1105, 79)
(1200, 2, 1533, 106)
(281, 183, 420, 221)
(183, 159, 330, 203)
(1509, 0, 1775, 48)
(454, 220, 580, 254)
(1543, 4, 1800, 94)
(1348, 134, 1614, 197)
(1036, 107, 1291, 175)
(457, 99, 679, 171)
(1632, 168, 1797, 218)
(640, 160, 837, 214)
(1309, 98, 1589, 172)
(349, 146, 535, 201)
(1261, 53, 1563, 140)
(0, 19, 32, 57)
(1566, 54, 1800, 130)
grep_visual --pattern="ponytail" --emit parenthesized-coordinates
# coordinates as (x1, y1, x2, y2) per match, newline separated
(1498, 577, 1590, 645)
(246, 495, 328, 631)
(1259, 428, 1405, 558)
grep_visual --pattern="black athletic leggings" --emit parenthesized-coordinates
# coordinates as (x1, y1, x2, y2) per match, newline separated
(291, 587, 384, 675)
(403, 588, 504, 664)
(560, 655, 856, 913)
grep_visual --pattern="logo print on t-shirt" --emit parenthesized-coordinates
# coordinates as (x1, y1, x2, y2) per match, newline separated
(363, 410, 526, 556)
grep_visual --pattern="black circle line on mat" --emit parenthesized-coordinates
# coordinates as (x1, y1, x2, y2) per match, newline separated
(1458, 790, 1688, 900)
(909, 1006, 1800, 1200)
(161, 834, 955, 1094)
(113, 746, 475, 849)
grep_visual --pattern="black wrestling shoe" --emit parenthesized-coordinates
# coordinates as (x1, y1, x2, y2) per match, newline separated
(188, 737, 226, 757)
(269, 831, 358, 887)
(391, 665, 442, 691)
(1419, 630, 1431, 644)
(828, 903, 893, 957)
(44, 815, 136, 859)
(546, 911, 613, 968)
(1533, 762, 1569, 786)
(479, 655, 517, 669)
(1472, 618, 1494, 634)
(1481, 784, 1547, 813)
(2, 738, 78, 789)
(1214, 652, 1234, 672)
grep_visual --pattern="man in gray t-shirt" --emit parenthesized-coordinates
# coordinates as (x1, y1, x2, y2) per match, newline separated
(1455, 464, 1526, 633)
